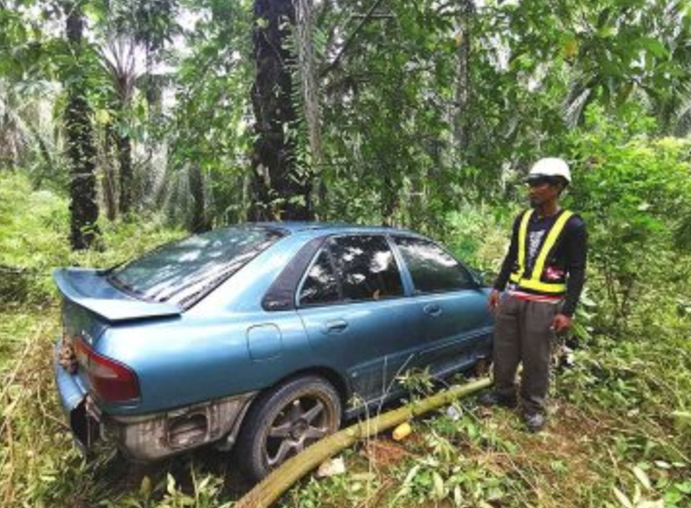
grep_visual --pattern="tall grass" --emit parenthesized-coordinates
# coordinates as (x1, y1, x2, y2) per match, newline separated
(0, 172, 190, 506)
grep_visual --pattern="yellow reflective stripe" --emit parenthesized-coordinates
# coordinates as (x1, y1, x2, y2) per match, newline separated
(531, 210, 574, 283)
(516, 209, 533, 278)
(510, 272, 565, 292)
(514, 278, 566, 294)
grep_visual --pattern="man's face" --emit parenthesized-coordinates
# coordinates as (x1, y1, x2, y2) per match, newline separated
(527, 177, 561, 207)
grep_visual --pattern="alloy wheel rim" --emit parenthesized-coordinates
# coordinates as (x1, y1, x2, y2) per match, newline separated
(264, 395, 332, 468)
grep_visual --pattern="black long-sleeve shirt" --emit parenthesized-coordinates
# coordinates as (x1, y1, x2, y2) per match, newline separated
(493, 210, 587, 317)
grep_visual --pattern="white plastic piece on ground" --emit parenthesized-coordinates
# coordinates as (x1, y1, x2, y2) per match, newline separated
(316, 457, 346, 478)
(446, 405, 462, 421)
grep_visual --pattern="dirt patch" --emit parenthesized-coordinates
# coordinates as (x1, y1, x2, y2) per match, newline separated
(516, 401, 601, 482)
(359, 438, 412, 469)
(471, 399, 612, 507)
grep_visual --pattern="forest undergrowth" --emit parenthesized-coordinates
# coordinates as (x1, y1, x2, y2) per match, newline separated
(0, 171, 690, 508)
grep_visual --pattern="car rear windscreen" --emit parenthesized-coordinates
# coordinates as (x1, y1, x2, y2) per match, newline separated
(108, 226, 286, 307)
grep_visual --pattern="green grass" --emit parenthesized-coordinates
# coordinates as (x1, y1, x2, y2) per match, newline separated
(2, 302, 688, 507)
(279, 374, 691, 508)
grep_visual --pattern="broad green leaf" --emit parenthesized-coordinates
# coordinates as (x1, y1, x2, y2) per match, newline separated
(639, 37, 668, 58)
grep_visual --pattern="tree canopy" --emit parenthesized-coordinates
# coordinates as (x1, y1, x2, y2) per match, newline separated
(3, 0, 691, 239)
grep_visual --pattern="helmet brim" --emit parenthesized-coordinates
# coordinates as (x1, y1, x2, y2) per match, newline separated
(523, 174, 570, 185)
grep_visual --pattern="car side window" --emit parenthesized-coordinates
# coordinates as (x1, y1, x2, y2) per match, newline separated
(329, 235, 404, 302)
(393, 237, 474, 293)
(298, 250, 340, 306)
(298, 235, 404, 307)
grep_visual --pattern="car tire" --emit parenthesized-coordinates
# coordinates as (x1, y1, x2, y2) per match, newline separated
(474, 356, 492, 377)
(236, 375, 342, 481)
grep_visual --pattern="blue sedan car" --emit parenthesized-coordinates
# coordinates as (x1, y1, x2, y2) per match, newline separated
(54, 223, 493, 480)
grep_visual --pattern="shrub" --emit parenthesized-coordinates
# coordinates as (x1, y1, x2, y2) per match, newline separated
(444, 202, 516, 276)
(566, 108, 691, 329)
(0, 172, 70, 302)
(0, 171, 185, 303)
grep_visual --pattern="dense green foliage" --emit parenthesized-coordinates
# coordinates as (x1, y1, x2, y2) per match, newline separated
(0, 172, 184, 303)
(3, 0, 691, 229)
(1, 0, 691, 506)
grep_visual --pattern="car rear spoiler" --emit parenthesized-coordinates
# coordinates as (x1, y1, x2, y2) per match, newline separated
(53, 268, 181, 323)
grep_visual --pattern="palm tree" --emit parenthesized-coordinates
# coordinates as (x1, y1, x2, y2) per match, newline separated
(99, 37, 138, 216)
(64, 2, 99, 250)
(249, 0, 313, 221)
(0, 81, 28, 169)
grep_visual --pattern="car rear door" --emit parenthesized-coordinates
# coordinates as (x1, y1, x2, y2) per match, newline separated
(296, 234, 426, 405)
(391, 236, 493, 378)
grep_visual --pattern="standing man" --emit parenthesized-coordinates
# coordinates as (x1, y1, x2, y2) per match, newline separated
(481, 157, 587, 432)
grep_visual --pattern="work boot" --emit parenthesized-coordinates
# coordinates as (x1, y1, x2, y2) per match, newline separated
(478, 391, 518, 409)
(524, 412, 546, 433)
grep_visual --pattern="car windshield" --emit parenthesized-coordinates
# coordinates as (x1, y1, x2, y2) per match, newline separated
(108, 226, 286, 307)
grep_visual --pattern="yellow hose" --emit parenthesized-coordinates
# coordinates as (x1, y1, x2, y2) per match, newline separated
(234, 376, 491, 508)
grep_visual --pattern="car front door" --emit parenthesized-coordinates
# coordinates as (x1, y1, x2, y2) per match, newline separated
(296, 234, 426, 406)
(391, 236, 493, 378)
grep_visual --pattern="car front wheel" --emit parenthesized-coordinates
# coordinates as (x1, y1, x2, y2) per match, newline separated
(236, 375, 342, 481)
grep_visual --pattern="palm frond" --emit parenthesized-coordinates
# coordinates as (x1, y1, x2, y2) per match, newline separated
(562, 85, 592, 130)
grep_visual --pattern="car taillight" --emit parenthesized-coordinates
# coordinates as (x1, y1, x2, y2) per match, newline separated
(73, 340, 140, 403)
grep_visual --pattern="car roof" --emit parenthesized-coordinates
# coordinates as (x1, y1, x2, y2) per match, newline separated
(252, 221, 424, 238)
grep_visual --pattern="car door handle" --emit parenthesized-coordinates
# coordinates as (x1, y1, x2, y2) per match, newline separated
(322, 319, 348, 334)
(423, 304, 442, 317)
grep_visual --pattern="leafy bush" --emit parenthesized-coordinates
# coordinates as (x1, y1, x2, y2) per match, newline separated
(0, 172, 70, 301)
(444, 203, 516, 276)
(567, 108, 691, 327)
(0, 171, 185, 303)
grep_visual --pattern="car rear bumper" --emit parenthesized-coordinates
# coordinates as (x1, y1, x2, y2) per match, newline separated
(53, 341, 98, 454)
(101, 392, 256, 461)
(54, 340, 256, 461)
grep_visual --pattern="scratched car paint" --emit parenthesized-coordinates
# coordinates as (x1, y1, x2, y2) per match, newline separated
(53, 222, 493, 480)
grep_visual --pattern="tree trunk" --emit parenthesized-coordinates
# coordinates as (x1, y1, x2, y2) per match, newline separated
(454, 0, 475, 157)
(116, 127, 133, 216)
(102, 123, 118, 221)
(189, 163, 210, 233)
(65, 6, 99, 250)
(249, 0, 313, 221)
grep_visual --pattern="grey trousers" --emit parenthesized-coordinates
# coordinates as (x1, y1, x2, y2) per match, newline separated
(493, 293, 559, 414)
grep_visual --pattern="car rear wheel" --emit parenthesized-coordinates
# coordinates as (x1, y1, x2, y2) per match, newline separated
(236, 375, 341, 481)
(474, 356, 492, 377)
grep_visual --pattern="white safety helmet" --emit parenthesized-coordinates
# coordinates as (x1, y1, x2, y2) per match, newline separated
(527, 157, 571, 184)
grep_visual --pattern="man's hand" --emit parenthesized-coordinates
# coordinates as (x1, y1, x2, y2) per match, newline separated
(487, 289, 501, 313)
(551, 313, 573, 333)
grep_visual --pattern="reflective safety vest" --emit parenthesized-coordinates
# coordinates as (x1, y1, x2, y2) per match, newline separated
(509, 209, 574, 294)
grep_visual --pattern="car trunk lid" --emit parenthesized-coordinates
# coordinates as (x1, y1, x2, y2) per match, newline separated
(53, 267, 181, 325)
